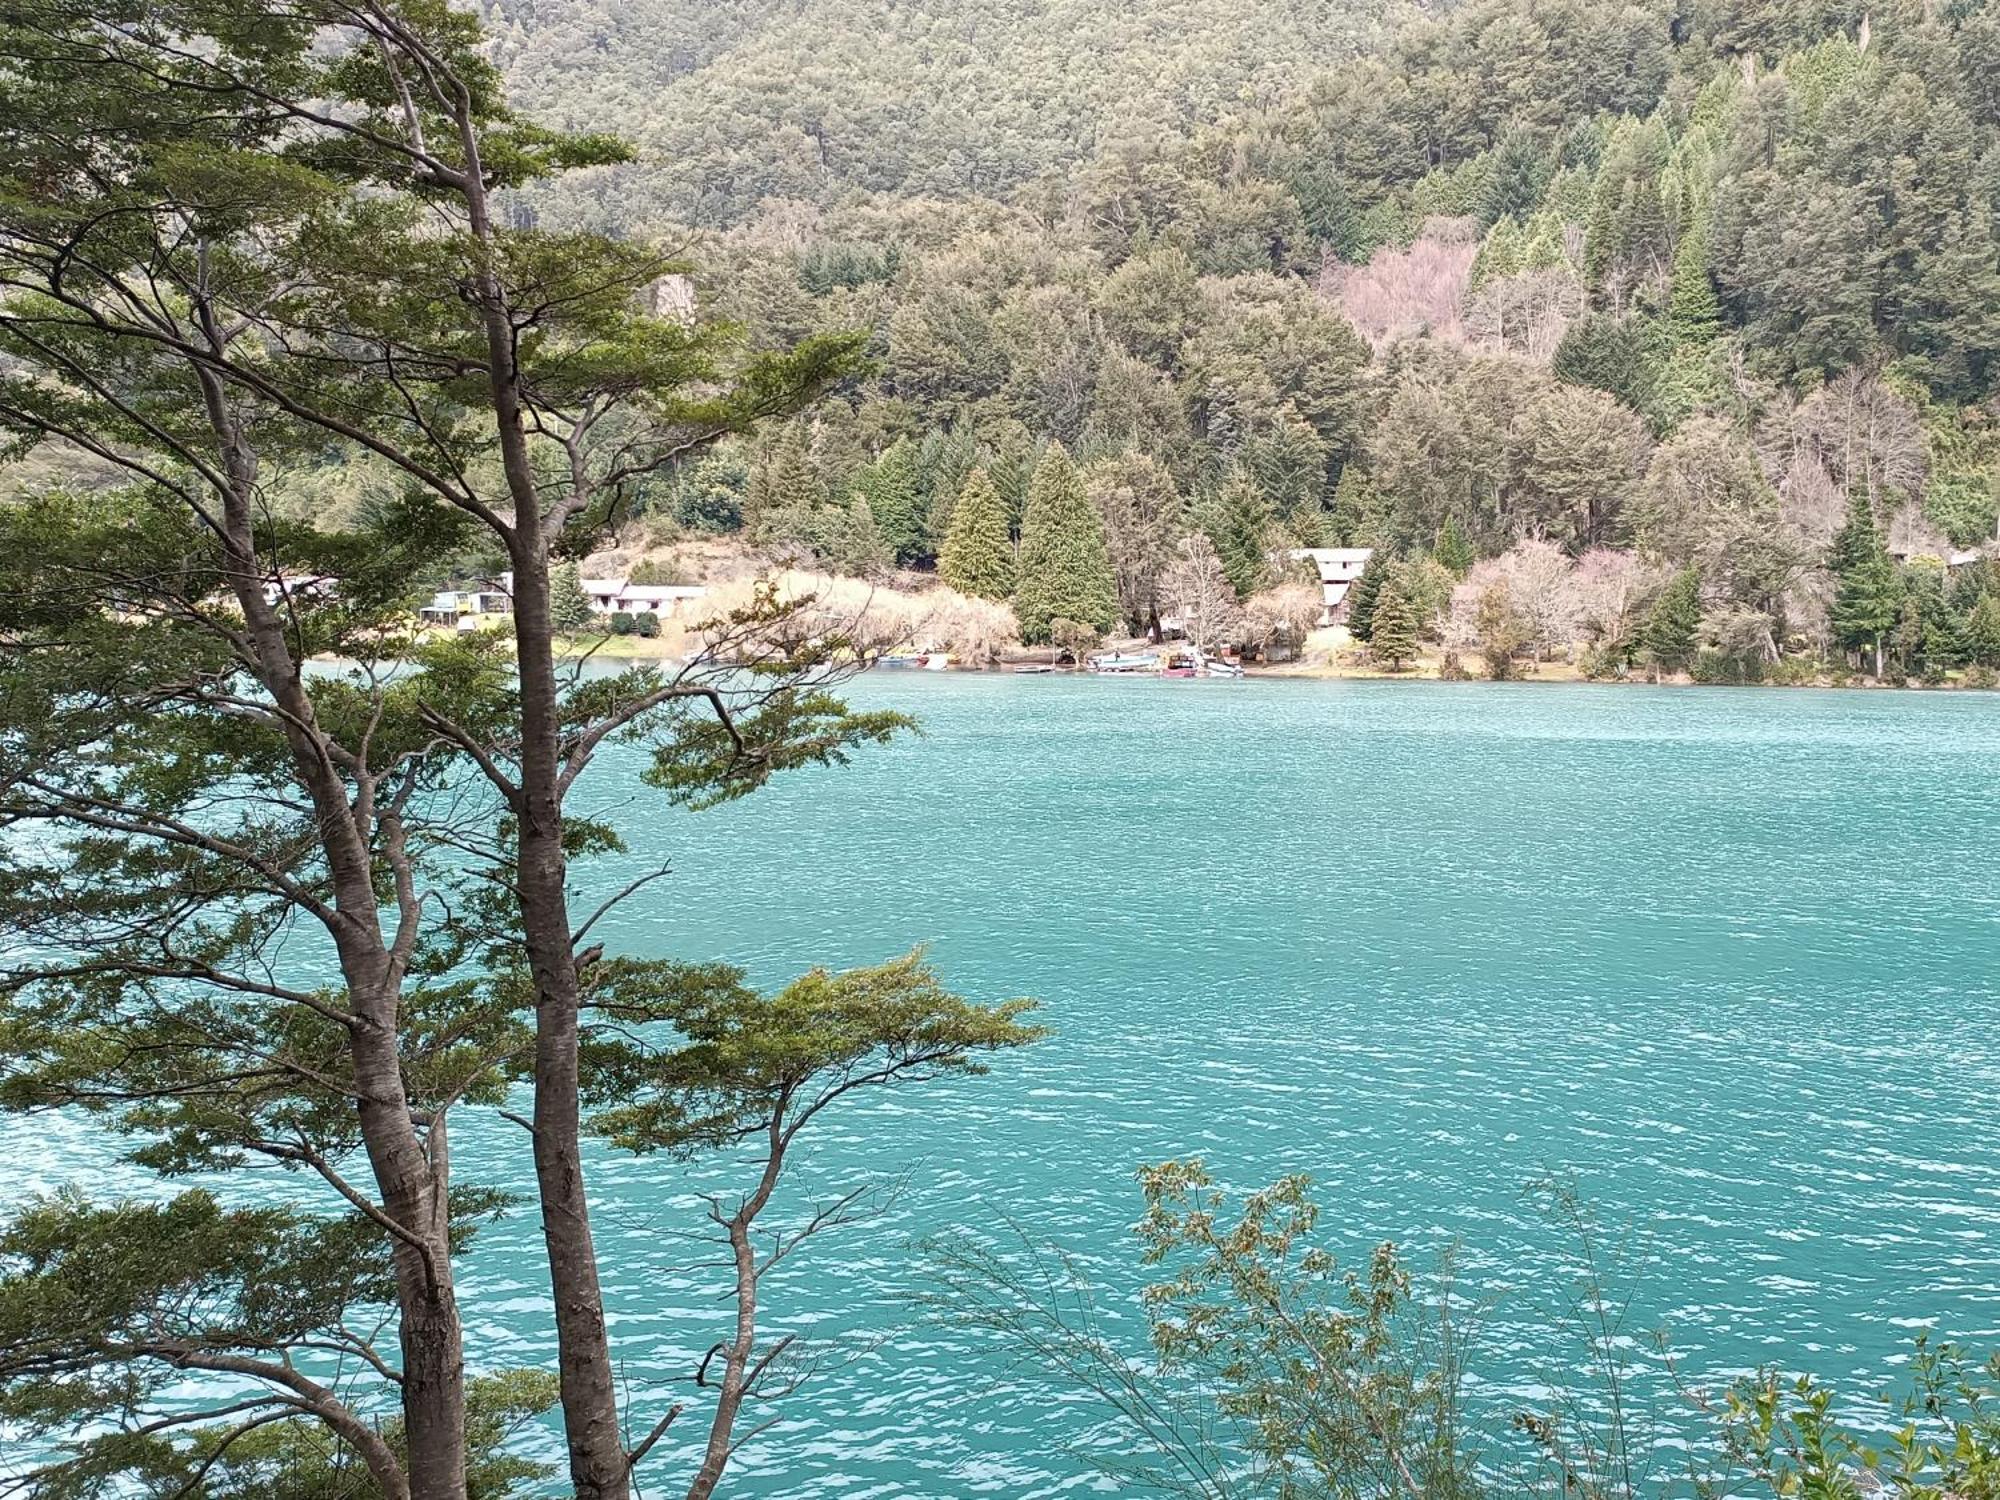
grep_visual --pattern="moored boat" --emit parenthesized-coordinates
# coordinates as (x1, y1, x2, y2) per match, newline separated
(1088, 651, 1159, 674)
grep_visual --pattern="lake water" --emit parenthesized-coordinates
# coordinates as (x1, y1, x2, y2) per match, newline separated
(19, 677, 2000, 1494)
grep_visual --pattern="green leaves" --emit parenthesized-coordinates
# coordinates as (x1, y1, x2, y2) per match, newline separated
(579, 949, 1043, 1158)
(1132, 1159, 1476, 1500)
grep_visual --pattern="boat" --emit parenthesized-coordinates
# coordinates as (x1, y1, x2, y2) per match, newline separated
(1199, 658, 1245, 678)
(922, 651, 951, 671)
(1012, 663, 1056, 674)
(1088, 651, 1158, 674)
(878, 653, 924, 669)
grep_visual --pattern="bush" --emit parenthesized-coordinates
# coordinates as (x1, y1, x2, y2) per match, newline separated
(633, 612, 661, 639)
(1965, 663, 1997, 689)
(1691, 649, 1764, 685)
(1578, 643, 1627, 681)
(609, 611, 636, 636)
(1767, 654, 1822, 687)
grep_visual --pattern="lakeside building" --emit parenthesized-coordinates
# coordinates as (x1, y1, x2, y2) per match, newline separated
(1288, 547, 1375, 625)
(418, 584, 513, 629)
(480, 571, 711, 620)
(578, 578, 709, 616)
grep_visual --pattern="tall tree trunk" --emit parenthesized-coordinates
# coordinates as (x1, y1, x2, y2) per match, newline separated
(450, 89, 633, 1499)
(509, 539, 632, 1500)
(199, 355, 468, 1498)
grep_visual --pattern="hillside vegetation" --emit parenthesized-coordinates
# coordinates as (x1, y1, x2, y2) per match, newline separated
(487, 0, 2000, 682)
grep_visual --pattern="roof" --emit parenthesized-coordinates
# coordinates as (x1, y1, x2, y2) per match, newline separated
(619, 583, 707, 600)
(1291, 548, 1374, 564)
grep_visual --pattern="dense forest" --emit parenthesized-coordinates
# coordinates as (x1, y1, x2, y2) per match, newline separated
(480, 0, 2000, 680)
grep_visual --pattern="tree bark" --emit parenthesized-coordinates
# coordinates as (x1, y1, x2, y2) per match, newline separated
(196, 351, 467, 1499)
(509, 537, 632, 1500)
(448, 76, 633, 1499)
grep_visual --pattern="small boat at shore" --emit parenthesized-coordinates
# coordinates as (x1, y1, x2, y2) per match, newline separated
(1012, 663, 1056, 674)
(1088, 651, 1159, 674)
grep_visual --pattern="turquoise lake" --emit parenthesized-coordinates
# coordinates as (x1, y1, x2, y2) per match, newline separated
(20, 677, 2000, 1493)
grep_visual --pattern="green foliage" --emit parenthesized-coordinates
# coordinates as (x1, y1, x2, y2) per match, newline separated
(939, 467, 1018, 601)
(1205, 468, 1274, 599)
(1369, 573, 1420, 670)
(1829, 492, 1901, 670)
(1434, 517, 1474, 577)
(1133, 1160, 1479, 1498)
(579, 950, 1044, 1157)
(853, 438, 928, 565)
(1643, 566, 1703, 673)
(550, 560, 594, 633)
(1013, 443, 1119, 642)
(1346, 550, 1391, 642)
(1476, 581, 1531, 680)
(1969, 593, 2000, 667)
(668, 446, 750, 533)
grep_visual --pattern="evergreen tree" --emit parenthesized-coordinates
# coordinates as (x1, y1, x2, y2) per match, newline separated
(938, 467, 1017, 599)
(1968, 594, 2000, 668)
(1829, 491, 1900, 676)
(1346, 550, 1391, 642)
(550, 560, 593, 634)
(1326, 466, 1378, 546)
(1013, 442, 1119, 643)
(1828, 488, 1882, 576)
(1668, 219, 1722, 344)
(1206, 468, 1275, 599)
(1435, 516, 1474, 577)
(1369, 574, 1420, 670)
(748, 419, 828, 542)
(1551, 314, 1651, 412)
(834, 492, 892, 575)
(1643, 566, 1701, 674)
(854, 437, 928, 565)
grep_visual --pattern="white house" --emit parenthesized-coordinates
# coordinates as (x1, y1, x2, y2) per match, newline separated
(496, 571, 709, 619)
(579, 578, 708, 616)
(1288, 547, 1375, 624)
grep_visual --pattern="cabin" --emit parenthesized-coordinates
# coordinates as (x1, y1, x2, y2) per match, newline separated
(578, 578, 709, 616)
(1288, 547, 1375, 625)
(418, 585, 513, 629)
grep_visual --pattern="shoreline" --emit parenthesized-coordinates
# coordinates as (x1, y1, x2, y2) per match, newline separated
(535, 632, 1995, 692)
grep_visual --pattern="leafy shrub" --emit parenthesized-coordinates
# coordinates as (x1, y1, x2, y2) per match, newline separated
(633, 612, 661, 639)
(609, 611, 636, 636)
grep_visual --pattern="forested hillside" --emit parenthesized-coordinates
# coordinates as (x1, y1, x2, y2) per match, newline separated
(511, 0, 2000, 680)
(487, 0, 1388, 227)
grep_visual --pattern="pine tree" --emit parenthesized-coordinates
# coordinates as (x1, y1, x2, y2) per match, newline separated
(747, 419, 827, 543)
(834, 492, 891, 576)
(1326, 466, 1377, 546)
(1206, 468, 1274, 599)
(1829, 491, 1900, 676)
(854, 438, 928, 565)
(1828, 488, 1881, 576)
(1668, 219, 1722, 344)
(549, 560, 593, 635)
(1643, 566, 1701, 674)
(1435, 516, 1474, 577)
(1969, 594, 2000, 668)
(1013, 442, 1119, 643)
(938, 467, 1017, 600)
(1369, 574, 1420, 670)
(1469, 215, 1527, 291)
(1346, 550, 1391, 641)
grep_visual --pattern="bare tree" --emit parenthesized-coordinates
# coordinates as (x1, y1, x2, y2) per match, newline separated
(1161, 535, 1246, 652)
